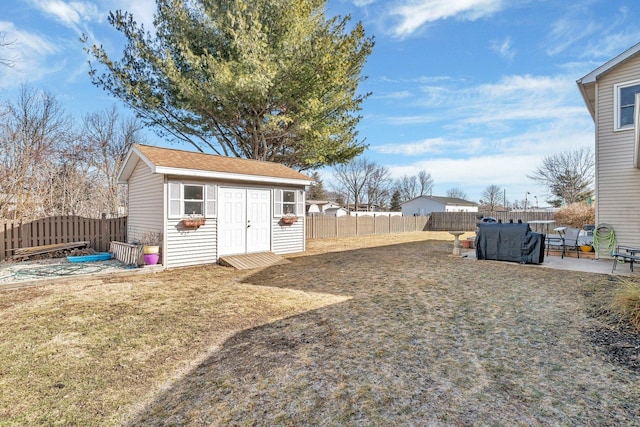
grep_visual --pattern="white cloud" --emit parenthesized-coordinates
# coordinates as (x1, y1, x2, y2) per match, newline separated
(389, 0, 505, 38)
(353, 0, 377, 6)
(376, 137, 484, 155)
(375, 73, 584, 130)
(371, 90, 413, 100)
(29, 0, 100, 29)
(491, 36, 515, 61)
(0, 21, 61, 87)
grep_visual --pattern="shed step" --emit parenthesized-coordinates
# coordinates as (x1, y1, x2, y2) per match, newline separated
(218, 252, 290, 270)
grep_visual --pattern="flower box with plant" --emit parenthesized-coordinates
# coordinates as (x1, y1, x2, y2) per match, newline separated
(181, 214, 206, 229)
(280, 214, 298, 225)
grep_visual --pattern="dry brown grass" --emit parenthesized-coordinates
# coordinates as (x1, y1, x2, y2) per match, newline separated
(1, 231, 638, 425)
(609, 279, 640, 330)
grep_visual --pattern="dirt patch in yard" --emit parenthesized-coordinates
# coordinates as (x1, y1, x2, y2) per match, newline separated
(1, 232, 638, 426)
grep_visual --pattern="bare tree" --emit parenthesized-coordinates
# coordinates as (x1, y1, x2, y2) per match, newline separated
(446, 187, 468, 200)
(0, 32, 16, 68)
(0, 86, 73, 220)
(396, 169, 433, 202)
(0, 88, 142, 220)
(366, 166, 392, 209)
(417, 170, 434, 196)
(528, 148, 594, 206)
(396, 175, 419, 202)
(480, 184, 503, 213)
(333, 158, 388, 211)
(81, 106, 144, 216)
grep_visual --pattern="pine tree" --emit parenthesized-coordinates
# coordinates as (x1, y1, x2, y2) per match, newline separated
(84, 0, 374, 170)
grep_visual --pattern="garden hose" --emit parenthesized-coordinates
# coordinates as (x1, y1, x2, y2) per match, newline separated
(593, 223, 616, 255)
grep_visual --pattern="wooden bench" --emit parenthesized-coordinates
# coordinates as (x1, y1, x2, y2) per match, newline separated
(611, 246, 640, 274)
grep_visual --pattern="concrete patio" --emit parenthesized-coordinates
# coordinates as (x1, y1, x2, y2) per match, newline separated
(464, 249, 635, 276)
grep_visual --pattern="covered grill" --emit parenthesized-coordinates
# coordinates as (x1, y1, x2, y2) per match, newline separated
(475, 222, 545, 264)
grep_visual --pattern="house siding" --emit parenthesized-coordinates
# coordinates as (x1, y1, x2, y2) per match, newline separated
(596, 57, 640, 249)
(127, 159, 164, 243)
(402, 198, 446, 216)
(445, 204, 479, 213)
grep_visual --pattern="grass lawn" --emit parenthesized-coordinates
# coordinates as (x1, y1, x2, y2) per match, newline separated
(0, 231, 638, 425)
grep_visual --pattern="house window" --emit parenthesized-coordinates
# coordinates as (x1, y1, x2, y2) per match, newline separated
(615, 80, 640, 130)
(274, 189, 304, 216)
(168, 182, 216, 218)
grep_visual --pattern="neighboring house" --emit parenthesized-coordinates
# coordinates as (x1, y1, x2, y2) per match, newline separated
(401, 196, 479, 216)
(577, 42, 640, 249)
(324, 206, 348, 217)
(306, 199, 343, 215)
(118, 144, 314, 269)
(346, 203, 380, 212)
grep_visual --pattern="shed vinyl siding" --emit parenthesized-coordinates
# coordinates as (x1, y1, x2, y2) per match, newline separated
(127, 159, 164, 243)
(272, 218, 305, 254)
(596, 56, 640, 249)
(165, 218, 217, 268)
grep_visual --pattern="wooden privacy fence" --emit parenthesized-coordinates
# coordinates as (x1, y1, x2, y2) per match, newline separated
(306, 215, 430, 239)
(1, 216, 127, 262)
(429, 211, 556, 232)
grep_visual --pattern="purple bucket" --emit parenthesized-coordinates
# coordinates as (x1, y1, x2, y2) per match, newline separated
(144, 253, 159, 265)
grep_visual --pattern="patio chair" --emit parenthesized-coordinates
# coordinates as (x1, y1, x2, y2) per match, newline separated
(562, 227, 581, 259)
(546, 227, 566, 258)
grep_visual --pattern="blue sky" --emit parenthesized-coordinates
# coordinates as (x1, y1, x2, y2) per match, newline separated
(1, 0, 639, 205)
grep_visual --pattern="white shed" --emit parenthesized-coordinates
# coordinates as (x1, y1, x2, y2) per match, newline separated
(118, 144, 314, 269)
(401, 196, 479, 216)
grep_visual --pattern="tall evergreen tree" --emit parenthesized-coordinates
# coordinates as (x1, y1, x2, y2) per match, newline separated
(84, 0, 374, 170)
(390, 190, 402, 212)
(306, 171, 327, 200)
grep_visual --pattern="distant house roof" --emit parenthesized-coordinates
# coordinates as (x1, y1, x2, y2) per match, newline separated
(401, 195, 478, 206)
(118, 144, 314, 186)
(577, 41, 640, 119)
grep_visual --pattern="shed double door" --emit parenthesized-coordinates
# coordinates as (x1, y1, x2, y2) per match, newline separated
(218, 188, 271, 256)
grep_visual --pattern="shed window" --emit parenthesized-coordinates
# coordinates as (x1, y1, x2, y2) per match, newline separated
(168, 182, 216, 219)
(615, 80, 640, 130)
(184, 185, 203, 216)
(274, 189, 304, 217)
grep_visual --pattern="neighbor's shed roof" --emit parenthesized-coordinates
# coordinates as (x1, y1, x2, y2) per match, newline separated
(577, 41, 640, 120)
(118, 144, 314, 186)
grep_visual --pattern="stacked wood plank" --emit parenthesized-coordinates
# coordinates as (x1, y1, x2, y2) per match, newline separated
(12, 241, 90, 261)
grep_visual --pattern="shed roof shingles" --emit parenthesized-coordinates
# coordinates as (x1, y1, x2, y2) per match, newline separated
(135, 144, 312, 182)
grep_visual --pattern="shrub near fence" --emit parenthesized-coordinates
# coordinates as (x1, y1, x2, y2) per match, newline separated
(429, 211, 556, 232)
(306, 215, 430, 239)
(0, 216, 127, 262)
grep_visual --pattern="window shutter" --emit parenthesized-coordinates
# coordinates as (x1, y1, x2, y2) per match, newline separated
(274, 189, 282, 217)
(168, 182, 181, 218)
(205, 184, 216, 217)
(296, 190, 304, 216)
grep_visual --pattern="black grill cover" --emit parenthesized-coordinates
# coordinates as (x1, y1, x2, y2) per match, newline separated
(475, 223, 545, 264)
